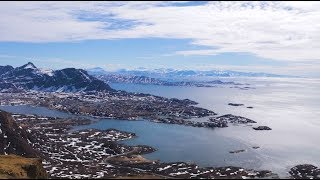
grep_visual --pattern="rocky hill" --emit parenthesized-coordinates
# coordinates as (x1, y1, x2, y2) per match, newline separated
(0, 110, 38, 157)
(0, 110, 48, 179)
(0, 62, 113, 93)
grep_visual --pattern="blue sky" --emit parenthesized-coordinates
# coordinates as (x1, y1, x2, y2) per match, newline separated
(0, 39, 285, 70)
(0, 1, 319, 77)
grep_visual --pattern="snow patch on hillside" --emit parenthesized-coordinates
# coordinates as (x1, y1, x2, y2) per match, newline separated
(39, 68, 54, 76)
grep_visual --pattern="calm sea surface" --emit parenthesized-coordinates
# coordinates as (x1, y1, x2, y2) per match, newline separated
(110, 77, 320, 177)
(1, 77, 319, 177)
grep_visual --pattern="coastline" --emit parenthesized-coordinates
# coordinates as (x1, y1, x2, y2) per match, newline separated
(1, 106, 320, 178)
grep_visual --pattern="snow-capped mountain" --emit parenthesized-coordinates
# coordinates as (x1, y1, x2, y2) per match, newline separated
(87, 66, 296, 87)
(88, 69, 243, 87)
(95, 74, 166, 85)
(88, 67, 297, 80)
(116, 68, 296, 79)
(0, 62, 113, 93)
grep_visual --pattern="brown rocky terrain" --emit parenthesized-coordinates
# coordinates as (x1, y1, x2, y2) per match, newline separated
(0, 111, 47, 179)
(0, 155, 47, 179)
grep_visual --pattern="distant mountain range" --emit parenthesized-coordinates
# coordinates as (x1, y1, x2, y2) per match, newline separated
(0, 62, 297, 93)
(88, 67, 298, 79)
(92, 73, 244, 87)
(0, 62, 113, 93)
(87, 67, 296, 87)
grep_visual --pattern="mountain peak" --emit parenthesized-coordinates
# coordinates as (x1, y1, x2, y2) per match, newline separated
(19, 62, 37, 70)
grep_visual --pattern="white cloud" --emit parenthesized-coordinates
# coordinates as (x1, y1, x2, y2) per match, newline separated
(1, 1, 320, 62)
(175, 49, 220, 56)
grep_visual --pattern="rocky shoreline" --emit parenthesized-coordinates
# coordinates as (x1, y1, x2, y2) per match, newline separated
(0, 91, 215, 120)
(13, 113, 157, 178)
(9, 113, 281, 179)
(0, 91, 270, 131)
(1, 111, 319, 179)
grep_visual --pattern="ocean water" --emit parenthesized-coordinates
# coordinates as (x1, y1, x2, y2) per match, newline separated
(109, 77, 320, 177)
(1, 77, 319, 177)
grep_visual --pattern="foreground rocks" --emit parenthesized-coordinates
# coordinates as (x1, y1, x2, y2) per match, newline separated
(289, 164, 320, 179)
(14, 114, 155, 179)
(0, 154, 48, 179)
(115, 161, 279, 179)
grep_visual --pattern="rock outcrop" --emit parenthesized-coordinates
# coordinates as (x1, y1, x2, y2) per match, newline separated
(0, 110, 38, 157)
(289, 164, 320, 179)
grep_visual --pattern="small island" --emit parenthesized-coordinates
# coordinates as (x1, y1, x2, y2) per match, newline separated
(253, 126, 272, 130)
(228, 103, 244, 106)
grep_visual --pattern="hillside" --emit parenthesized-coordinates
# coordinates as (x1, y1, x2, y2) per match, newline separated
(0, 110, 39, 157)
(0, 111, 47, 179)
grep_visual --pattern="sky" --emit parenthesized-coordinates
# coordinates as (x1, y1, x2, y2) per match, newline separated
(0, 1, 320, 77)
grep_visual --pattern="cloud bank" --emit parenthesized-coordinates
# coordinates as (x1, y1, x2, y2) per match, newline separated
(1, 1, 320, 62)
